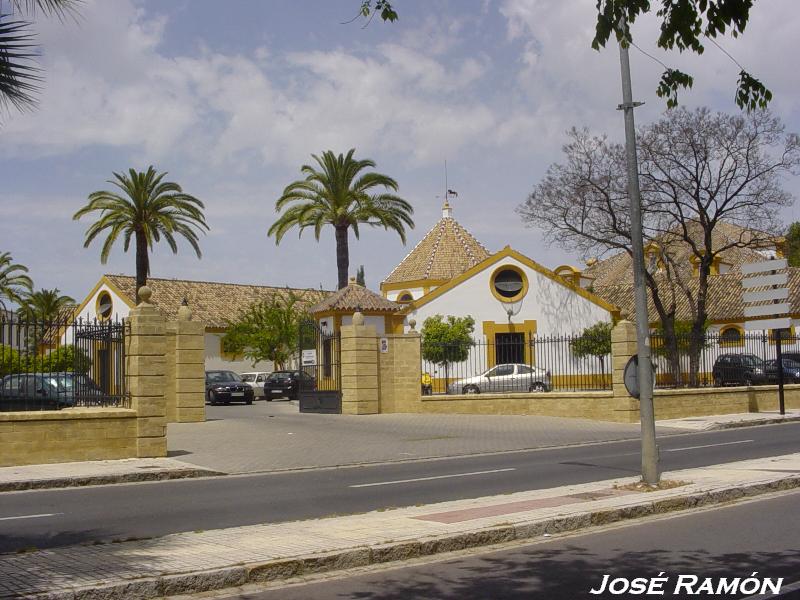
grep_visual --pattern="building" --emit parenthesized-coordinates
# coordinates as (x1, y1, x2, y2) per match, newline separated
(73, 275, 329, 372)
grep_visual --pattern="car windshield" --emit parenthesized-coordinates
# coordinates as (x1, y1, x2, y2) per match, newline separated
(741, 356, 764, 368)
(207, 371, 241, 383)
(782, 359, 800, 369)
(240, 374, 256, 382)
(268, 372, 292, 382)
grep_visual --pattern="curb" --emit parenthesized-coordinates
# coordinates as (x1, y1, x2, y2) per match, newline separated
(30, 474, 800, 600)
(710, 415, 800, 430)
(0, 468, 226, 493)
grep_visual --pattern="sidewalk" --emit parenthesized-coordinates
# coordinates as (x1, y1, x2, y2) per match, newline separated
(1, 453, 798, 599)
(0, 458, 223, 492)
(656, 409, 800, 431)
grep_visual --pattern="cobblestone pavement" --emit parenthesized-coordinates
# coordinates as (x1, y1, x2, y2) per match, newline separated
(167, 401, 687, 474)
(2, 453, 797, 599)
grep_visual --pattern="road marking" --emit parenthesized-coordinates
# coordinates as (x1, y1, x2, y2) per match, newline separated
(664, 440, 754, 453)
(350, 468, 516, 488)
(0, 512, 63, 521)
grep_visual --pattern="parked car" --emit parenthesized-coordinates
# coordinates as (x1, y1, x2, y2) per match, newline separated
(205, 370, 254, 405)
(240, 372, 270, 399)
(263, 370, 315, 400)
(447, 363, 551, 395)
(764, 358, 800, 384)
(0, 374, 69, 411)
(780, 352, 800, 365)
(712, 353, 768, 387)
(43, 372, 105, 406)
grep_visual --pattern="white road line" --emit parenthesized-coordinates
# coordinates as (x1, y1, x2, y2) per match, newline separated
(350, 468, 516, 488)
(0, 512, 63, 521)
(664, 440, 754, 453)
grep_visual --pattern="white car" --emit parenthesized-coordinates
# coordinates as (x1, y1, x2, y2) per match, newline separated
(240, 372, 270, 399)
(447, 363, 551, 394)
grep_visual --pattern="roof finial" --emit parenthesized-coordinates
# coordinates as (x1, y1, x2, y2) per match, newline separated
(442, 200, 452, 219)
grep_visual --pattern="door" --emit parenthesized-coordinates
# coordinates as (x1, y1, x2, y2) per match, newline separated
(495, 333, 524, 365)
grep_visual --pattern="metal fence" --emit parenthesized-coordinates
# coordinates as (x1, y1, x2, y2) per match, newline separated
(421, 333, 611, 395)
(0, 313, 128, 411)
(651, 330, 800, 389)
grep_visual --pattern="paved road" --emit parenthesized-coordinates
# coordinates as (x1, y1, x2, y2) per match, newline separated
(1, 423, 798, 554)
(225, 490, 800, 599)
(168, 401, 685, 473)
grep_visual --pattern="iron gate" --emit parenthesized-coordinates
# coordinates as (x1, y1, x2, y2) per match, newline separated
(298, 319, 341, 413)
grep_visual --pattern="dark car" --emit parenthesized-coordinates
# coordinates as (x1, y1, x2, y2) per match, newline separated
(205, 370, 254, 405)
(264, 370, 315, 400)
(712, 353, 768, 387)
(44, 372, 106, 407)
(0, 374, 68, 411)
(764, 358, 800, 384)
(780, 352, 800, 365)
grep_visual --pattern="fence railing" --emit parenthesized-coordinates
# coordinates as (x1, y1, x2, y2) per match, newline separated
(0, 313, 129, 411)
(651, 330, 800, 389)
(421, 333, 611, 395)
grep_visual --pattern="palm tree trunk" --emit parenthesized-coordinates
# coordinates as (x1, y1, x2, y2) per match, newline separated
(335, 225, 349, 290)
(135, 230, 149, 303)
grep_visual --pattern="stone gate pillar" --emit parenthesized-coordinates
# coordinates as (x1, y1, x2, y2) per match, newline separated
(340, 312, 379, 414)
(126, 286, 168, 457)
(611, 319, 641, 423)
(165, 301, 206, 423)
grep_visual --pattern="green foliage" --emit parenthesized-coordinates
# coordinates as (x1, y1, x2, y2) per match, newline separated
(786, 222, 800, 268)
(571, 322, 612, 362)
(74, 166, 208, 295)
(420, 315, 475, 366)
(222, 292, 305, 369)
(0, 344, 91, 377)
(657, 69, 694, 109)
(0, 251, 33, 310)
(18, 288, 75, 322)
(358, 0, 397, 22)
(356, 265, 366, 286)
(652, 320, 710, 358)
(269, 148, 413, 289)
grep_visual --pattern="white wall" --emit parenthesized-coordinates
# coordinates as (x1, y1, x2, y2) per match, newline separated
(75, 284, 132, 323)
(203, 332, 275, 373)
(407, 257, 612, 336)
(386, 287, 429, 302)
(341, 314, 386, 335)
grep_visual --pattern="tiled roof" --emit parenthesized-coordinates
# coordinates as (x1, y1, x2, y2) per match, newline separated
(594, 267, 800, 323)
(383, 210, 490, 285)
(103, 275, 330, 328)
(583, 221, 780, 288)
(310, 278, 402, 314)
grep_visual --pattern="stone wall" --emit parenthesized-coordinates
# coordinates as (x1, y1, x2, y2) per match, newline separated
(165, 304, 206, 423)
(0, 408, 137, 467)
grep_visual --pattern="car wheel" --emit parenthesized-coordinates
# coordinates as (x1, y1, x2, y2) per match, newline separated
(713, 375, 723, 388)
(744, 376, 753, 387)
(463, 385, 480, 394)
(207, 390, 216, 405)
(529, 382, 546, 392)
(246, 398, 253, 405)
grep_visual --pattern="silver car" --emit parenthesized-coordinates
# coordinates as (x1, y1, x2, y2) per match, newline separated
(447, 363, 551, 394)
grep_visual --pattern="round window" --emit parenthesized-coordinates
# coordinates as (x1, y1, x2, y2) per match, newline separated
(97, 291, 113, 320)
(397, 292, 413, 303)
(493, 269, 524, 299)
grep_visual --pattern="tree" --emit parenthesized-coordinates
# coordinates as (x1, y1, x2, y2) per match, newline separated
(0, 0, 80, 114)
(0, 251, 33, 310)
(571, 321, 612, 372)
(222, 292, 305, 370)
(0, 344, 21, 377)
(359, 1, 770, 110)
(18, 287, 74, 321)
(786, 222, 800, 268)
(518, 107, 798, 385)
(356, 265, 366, 286)
(269, 149, 414, 290)
(420, 315, 475, 387)
(74, 167, 208, 302)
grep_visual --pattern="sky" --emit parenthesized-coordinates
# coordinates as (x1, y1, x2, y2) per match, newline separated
(1, 0, 798, 304)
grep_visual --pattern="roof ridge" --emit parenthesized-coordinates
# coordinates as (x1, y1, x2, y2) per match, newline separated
(104, 274, 330, 293)
(424, 219, 447, 279)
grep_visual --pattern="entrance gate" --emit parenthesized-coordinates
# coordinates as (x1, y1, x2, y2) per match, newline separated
(298, 320, 341, 414)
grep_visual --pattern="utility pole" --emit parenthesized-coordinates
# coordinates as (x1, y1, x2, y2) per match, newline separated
(618, 38, 660, 484)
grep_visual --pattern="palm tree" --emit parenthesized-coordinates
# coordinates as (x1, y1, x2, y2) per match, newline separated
(0, 0, 79, 113)
(19, 287, 74, 321)
(0, 251, 33, 311)
(74, 166, 208, 302)
(269, 149, 414, 289)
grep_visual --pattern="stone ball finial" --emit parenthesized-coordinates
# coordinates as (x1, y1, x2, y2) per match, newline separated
(349, 276, 357, 285)
(352, 311, 365, 326)
(177, 299, 192, 321)
(138, 286, 153, 305)
(408, 318, 417, 332)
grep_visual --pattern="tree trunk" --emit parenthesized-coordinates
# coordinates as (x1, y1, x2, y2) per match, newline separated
(135, 230, 149, 304)
(643, 270, 681, 386)
(335, 225, 350, 290)
(688, 254, 713, 387)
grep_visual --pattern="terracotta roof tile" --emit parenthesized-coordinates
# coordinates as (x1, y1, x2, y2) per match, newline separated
(310, 279, 402, 314)
(383, 212, 490, 285)
(103, 275, 331, 328)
